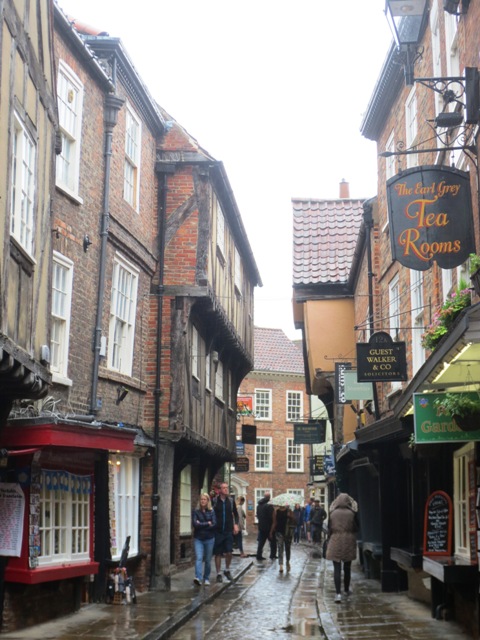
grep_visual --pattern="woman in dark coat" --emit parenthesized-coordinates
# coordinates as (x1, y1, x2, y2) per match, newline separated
(325, 493, 358, 603)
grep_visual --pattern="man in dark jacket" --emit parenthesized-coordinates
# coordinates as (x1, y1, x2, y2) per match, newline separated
(256, 491, 277, 560)
(310, 499, 327, 544)
(213, 482, 239, 582)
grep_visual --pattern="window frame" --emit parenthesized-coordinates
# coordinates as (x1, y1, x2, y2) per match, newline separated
(109, 454, 140, 559)
(51, 252, 74, 383)
(453, 442, 474, 561)
(410, 268, 425, 375)
(286, 390, 303, 422)
(215, 360, 224, 402)
(11, 112, 36, 256)
(124, 103, 142, 212)
(108, 253, 139, 376)
(286, 438, 304, 472)
(255, 436, 272, 471)
(56, 60, 84, 199)
(405, 87, 418, 168)
(255, 388, 272, 421)
(179, 465, 192, 536)
(38, 470, 92, 567)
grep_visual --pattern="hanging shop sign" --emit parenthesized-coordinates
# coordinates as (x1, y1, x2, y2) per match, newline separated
(310, 454, 324, 475)
(423, 490, 452, 557)
(237, 396, 254, 415)
(235, 441, 245, 456)
(241, 424, 257, 444)
(356, 331, 407, 382)
(293, 420, 326, 445)
(335, 362, 351, 404)
(344, 371, 373, 400)
(234, 456, 249, 472)
(413, 392, 480, 442)
(386, 165, 475, 270)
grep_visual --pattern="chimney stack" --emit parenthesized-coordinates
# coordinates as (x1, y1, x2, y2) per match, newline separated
(339, 178, 350, 199)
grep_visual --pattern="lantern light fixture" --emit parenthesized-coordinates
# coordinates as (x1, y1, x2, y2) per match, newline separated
(384, 0, 429, 85)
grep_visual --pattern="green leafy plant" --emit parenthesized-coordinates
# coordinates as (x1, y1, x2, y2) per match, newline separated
(421, 281, 471, 351)
(469, 253, 480, 276)
(433, 393, 480, 418)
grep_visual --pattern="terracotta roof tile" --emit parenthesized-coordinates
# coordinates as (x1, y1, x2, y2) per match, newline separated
(292, 197, 364, 285)
(253, 327, 304, 374)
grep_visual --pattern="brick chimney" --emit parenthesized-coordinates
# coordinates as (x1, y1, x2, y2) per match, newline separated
(339, 179, 350, 199)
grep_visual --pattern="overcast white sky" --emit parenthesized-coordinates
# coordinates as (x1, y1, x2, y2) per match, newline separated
(58, 0, 393, 340)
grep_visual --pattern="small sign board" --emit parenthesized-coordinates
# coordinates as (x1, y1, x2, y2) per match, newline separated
(293, 421, 326, 445)
(241, 424, 257, 444)
(423, 490, 452, 557)
(344, 371, 373, 400)
(234, 456, 249, 472)
(335, 362, 351, 405)
(310, 455, 324, 475)
(235, 441, 245, 456)
(357, 331, 407, 382)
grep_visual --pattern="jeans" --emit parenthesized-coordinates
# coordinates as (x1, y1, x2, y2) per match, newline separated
(293, 525, 302, 543)
(275, 533, 291, 565)
(194, 537, 215, 581)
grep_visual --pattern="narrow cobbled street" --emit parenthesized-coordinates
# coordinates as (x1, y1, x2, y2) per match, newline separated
(171, 544, 323, 640)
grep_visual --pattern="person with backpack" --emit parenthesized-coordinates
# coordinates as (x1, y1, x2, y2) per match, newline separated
(212, 482, 239, 582)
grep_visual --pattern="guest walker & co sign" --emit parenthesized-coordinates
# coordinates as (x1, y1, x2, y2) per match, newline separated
(386, 165, 474, 270)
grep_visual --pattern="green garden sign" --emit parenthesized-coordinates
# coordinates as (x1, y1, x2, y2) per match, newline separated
(413, 393, 480, 443)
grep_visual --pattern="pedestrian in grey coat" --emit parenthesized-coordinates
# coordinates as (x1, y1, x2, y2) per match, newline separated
(325, 493, 358, 603)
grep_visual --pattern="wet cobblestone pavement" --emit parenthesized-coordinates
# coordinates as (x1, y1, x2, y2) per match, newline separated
(170, 544, 323, 640)
(0, 536, 473, 639)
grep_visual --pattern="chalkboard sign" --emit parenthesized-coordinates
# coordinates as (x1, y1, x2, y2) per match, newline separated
(423, 490, 453, 557)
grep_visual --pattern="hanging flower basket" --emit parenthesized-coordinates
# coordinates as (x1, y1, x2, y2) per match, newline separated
(434, 393, 480, 432)
(421, 283, 471, 351)
(453, 413, 480, 432)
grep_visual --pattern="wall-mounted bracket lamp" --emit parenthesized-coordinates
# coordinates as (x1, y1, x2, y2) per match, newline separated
(83, 234, 93, 253)
(116, 386, 129, 405)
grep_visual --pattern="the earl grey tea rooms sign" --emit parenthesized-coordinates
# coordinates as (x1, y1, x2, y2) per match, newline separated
(386, 165, 474, 270)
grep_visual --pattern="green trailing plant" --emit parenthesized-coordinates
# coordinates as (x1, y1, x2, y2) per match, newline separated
(469, 253, 480, 276)
(421, 280, 471, 351)
(433, 393, 480, 419)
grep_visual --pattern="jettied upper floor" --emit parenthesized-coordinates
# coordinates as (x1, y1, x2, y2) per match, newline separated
(292, 182, 367, 445)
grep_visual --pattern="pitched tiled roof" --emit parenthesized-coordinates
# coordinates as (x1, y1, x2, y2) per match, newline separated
(254, 327, 304, 374)
(292, 198, 364, 285)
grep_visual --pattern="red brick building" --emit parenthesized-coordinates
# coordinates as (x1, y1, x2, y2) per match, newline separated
(234, 327, 330, 532)
(0, 4, 260, 632)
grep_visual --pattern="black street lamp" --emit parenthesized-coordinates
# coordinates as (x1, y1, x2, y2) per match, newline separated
(384, 0, 429, 85)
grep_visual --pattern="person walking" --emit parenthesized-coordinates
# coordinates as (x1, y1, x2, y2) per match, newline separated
(325, 493, 359, 603)
(192, 493, 217, 586)
(270, 505, 295, 572)
(309, 499, 327, 544)
(235, 496, 247, 557)
(292, 503, 303, 543)
(213, 482, 239, 583)
(256, 491, 277, 560)
(303, 498, 314, 541)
